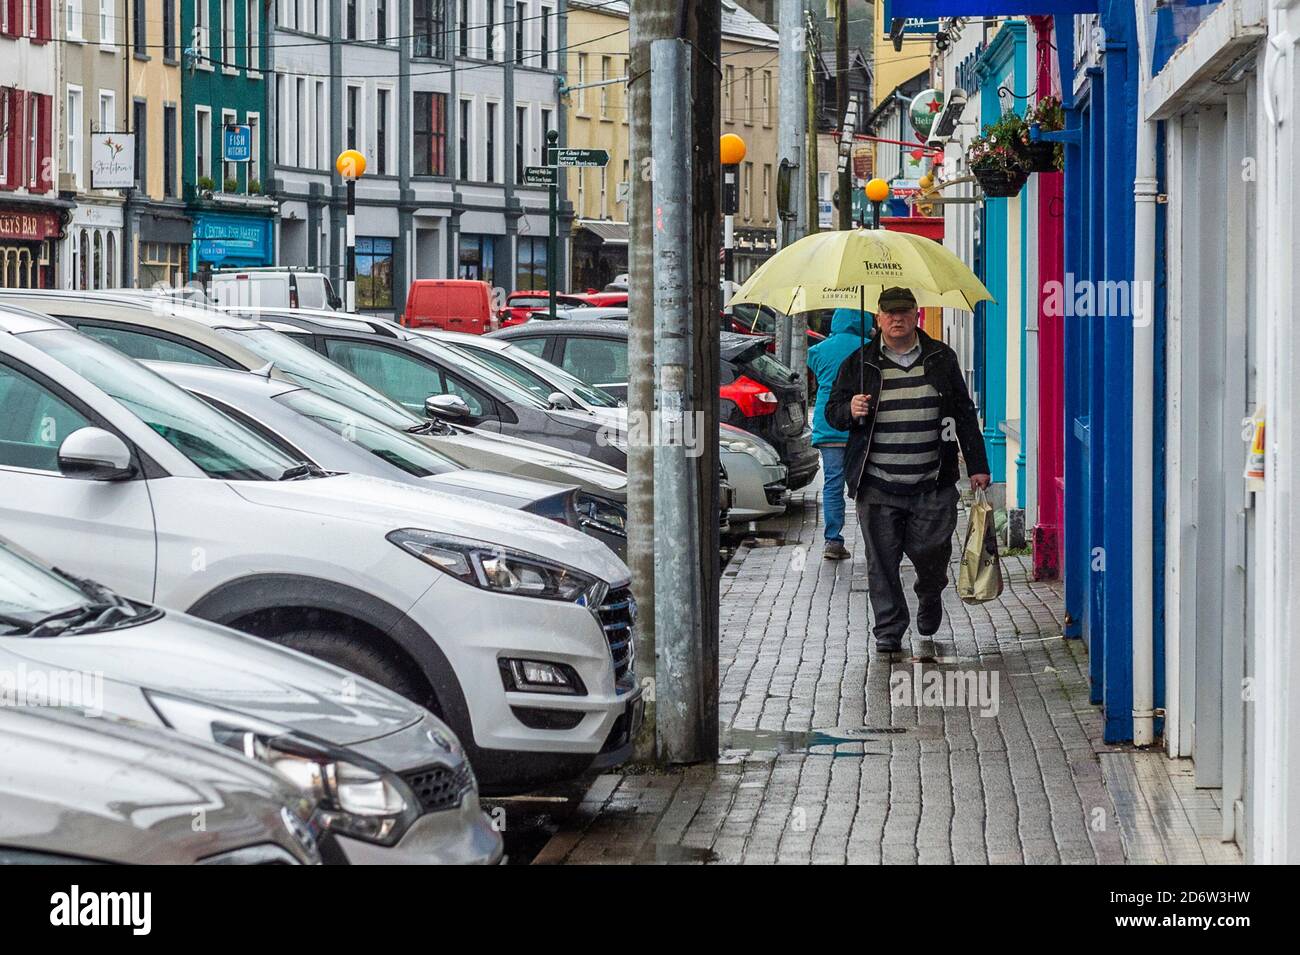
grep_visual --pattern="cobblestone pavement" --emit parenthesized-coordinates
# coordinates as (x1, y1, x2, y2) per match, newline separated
(534, 490, 1236, 865)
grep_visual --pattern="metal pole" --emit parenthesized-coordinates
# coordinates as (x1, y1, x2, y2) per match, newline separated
(836, 0, 851, 231)
(547, 129, 559, 321)
(345, 178, 356, 313)
(776, 0, 805, 249)
(650, 36, 707, 765)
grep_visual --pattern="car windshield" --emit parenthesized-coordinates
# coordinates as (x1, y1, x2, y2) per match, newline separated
(467, 343, 621, 409)
(219, 327, 427, 432)
(27, 329, 304, 481)
(407, 337, 551, 409)
(0, 544, 87, 632)
(277, 389, 459, 477)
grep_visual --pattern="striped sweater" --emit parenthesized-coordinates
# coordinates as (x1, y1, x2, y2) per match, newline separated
(863, 356, 943, 495)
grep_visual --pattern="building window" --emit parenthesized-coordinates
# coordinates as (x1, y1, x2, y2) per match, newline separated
(600, 166, 607, 218)
(222, 0, 235, 62)
(355, 237, 394, 309)
(346, 85, 360, 151)
(459, 234, 495, 283)
(247, 113, 260, 189)
(724, 65, 733, 122)
(346, 0, 356, 39)
(484, 0, 495, 60)
(162, 0, 175, 59)
(98, 90, 114, 136)
(743, 161, 753, 219)
(539, 107, 552, 159)
(66, 0, 81, 40)
(0, 91, 8, 187)
(514, 105, 527, 184)
(100, 0, 113, 44)
(246, 0, 259, 70)
(576, 53, 587, 113)
(222, 109, 237, 187)
(763, 70, 773, 126)
(196, 108, 212, 181)
(295, 77, 306, 166)
(539, 5, 553, 69)
(484, 101, 497, 183)
(414, 0, 446, 58)
(376, 88, 389, 175)
(514, 1, 526, 64)
(458, 98, 471, 179)
(414, 91, 447, 176)
(163, 105, 176, 197)
(195, 0, 209, 58)
(516, 236, 546, 290)
(26, 95, 39, 190)
(458, 0, 468, 56)
(315, 81, 327, 169)
(762, 162, 772, 222)
(600, 57, 611, 117)
(743, 68, 754, 125)
(134, 99, 147, 187)
(66, 88, 83, 190)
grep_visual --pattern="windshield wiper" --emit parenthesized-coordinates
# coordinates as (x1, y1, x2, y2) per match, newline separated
(278, 462, 330, 481)
(25, 602, 140, 639)
(407, 419, 454, 436)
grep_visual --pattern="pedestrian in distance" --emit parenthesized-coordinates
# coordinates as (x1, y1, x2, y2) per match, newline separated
(808, 307, 872, 561)
(825, 287, 991, 654)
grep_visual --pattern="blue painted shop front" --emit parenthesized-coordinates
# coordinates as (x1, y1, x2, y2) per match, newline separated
(973, 23, 1028, 493)
(191, 211, 274, 272)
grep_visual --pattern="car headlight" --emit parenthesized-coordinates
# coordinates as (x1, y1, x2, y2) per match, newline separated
(145, 692, 419, 846)
(573, 493, 627, 537)
(387, 528, 608, 604)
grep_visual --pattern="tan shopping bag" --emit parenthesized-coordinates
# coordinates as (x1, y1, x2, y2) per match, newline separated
(957, 487, 1004, 603)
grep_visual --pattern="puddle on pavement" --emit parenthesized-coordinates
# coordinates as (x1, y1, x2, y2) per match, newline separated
(724, 724, 942, 755)
(635, 843, 720, 864)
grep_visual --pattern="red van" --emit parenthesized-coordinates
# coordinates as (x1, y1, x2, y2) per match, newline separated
(401, 279, 496, 334)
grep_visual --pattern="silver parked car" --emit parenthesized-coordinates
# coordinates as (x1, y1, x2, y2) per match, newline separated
(0, 538, 503, 865)
(0, 707, 324, 865)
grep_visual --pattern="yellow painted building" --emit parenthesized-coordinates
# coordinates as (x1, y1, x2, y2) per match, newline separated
(872, 5, 936, 109)
(565, 1, 780, 288)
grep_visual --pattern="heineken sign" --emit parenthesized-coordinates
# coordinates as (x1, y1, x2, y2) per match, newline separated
(909, 89, 944, 140)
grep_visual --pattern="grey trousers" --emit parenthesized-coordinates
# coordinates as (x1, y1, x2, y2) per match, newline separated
(856, 483, 960, 643)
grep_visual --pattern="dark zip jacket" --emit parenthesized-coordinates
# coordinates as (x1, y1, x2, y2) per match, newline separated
(825, 328, 990, 499)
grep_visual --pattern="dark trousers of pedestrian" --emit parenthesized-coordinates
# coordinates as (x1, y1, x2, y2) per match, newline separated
(856, 483, 959, 645)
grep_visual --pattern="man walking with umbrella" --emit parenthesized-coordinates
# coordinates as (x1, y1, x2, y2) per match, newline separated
(825, 287, 990, 653)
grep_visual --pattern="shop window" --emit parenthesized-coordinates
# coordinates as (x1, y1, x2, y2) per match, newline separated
(354, 236, 394, 309)
(515, 236, 547, 290)
(458, 233, 495, 284)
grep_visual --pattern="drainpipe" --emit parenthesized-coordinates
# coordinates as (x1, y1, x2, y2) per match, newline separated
(1131, 5, 1157, 747)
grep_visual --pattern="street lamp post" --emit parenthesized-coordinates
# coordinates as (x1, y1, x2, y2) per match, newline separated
(336, 149, 367, 313)
(547, 129, 559, 323)
(720, 133, 746, 306)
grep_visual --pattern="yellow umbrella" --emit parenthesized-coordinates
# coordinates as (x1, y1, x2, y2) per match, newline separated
(731, 227, 994, 314)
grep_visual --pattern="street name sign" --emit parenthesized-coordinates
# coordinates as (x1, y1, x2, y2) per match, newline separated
(525, 165, 558, 186)
(548, 148, 610, 167)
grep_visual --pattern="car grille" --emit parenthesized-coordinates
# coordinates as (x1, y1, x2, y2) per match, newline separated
(596, 586, 636, 685)
(402, 761, 475, 814)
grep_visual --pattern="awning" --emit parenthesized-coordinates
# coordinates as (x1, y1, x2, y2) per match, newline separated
(575, 219, 629, 245)
(889, 0, 1096, 16)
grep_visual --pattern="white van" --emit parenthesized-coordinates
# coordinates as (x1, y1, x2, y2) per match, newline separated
(209, 268, 340, 311)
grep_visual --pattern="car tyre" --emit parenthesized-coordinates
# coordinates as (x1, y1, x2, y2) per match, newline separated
(273, 629, 424, 702)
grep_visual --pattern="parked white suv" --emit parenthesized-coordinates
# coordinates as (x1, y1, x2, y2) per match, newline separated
(0, 309, 642, 792)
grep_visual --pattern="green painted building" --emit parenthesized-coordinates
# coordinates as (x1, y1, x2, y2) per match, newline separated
(182, 0, 276, 272)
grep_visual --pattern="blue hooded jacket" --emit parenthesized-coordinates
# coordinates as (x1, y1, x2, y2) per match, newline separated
(808, 307, 872, 446)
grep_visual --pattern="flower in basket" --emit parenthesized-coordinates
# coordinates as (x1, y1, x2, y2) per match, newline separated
(1019, 95, 1065, 171)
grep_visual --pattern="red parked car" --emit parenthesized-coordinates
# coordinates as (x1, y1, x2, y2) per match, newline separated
(574, 289, 629, 308)
(724, 303, 827, 395)
(498, 291, 592, 327)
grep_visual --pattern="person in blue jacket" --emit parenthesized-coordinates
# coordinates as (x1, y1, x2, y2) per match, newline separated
(807, 306, 871, 560)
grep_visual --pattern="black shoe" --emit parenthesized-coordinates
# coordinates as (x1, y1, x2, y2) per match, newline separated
(875, 637, 902, 654)
(917, 596, 943, 636)
(823, 541, 850, 561)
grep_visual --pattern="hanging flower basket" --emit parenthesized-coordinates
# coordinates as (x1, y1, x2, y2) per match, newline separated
(972, 164, 1029, 198)
(1021, 139, 1062, 173)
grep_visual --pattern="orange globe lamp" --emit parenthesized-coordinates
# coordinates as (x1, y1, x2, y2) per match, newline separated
(719, 133, 747, 166)
(865, 178, 890, 203)
(336, 149, 367, 180)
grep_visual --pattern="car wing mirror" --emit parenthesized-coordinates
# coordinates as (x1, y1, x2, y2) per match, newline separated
(547, 391, 574, 410)
(426, 394, 471, 419)
(58, 427, 135, 481)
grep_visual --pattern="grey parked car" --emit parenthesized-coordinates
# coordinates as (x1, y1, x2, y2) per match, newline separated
(0, 707, 324, 865)
(241, 310, 628, 470)
(0, 538, 503, 865)
(0, 290, 631, 547)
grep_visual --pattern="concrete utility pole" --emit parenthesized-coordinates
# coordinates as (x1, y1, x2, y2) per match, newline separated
(776, 0, 807, 250)
(637, 1, 722, 766)
(627, 0, 673, 762)
(836, 0, 852, 231)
